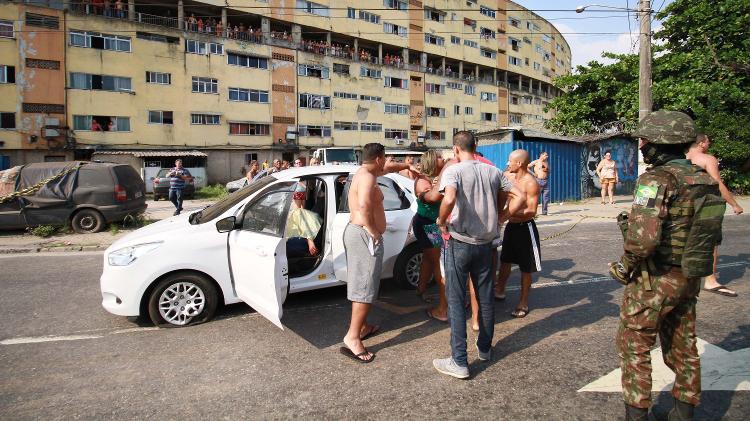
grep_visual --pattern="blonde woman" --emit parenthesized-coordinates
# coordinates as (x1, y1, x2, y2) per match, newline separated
(413, 150, 448, 320)
(596, 151, 619, 204)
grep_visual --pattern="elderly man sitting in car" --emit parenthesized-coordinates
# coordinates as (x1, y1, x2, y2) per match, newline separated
(285, 190, 322, 257)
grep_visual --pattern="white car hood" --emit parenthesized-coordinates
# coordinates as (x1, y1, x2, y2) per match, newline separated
(108, 212, 197, 251)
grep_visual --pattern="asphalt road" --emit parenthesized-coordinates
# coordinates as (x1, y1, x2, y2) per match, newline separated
(0, 216, 748, 420)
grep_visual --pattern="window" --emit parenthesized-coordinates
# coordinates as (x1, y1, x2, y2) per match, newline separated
(25, 13, 59, 29)
(0, 20, 13, 38)
(527, 22, 541, 32)
(192, 77, 218, 94)
(69, 73, 132, 92)
(424, 8, 445, 22)
(360, 94, 382, 101)
(384, 22, 407, 37)
(509, 37, 521, 51)
(210, 42, 224, 55)
(334, 91, 357, 99)
(480, 48, 496, 59)
(481, 92, 497, 102)
(510, 113, 522, 124)
(427, 107, 445, 118)
(454, 105, 460, 115)
(347, 7, 356, 19)
(465, 85, 476, 95)
(378, 177, 411, 211)
(359, 11, 381, 24)
(334, 121, 358, 131)
(384, 0, 407, 10)
(542, 34, 552, 43)
(534, 97, 542, 105)
(242, 184, 295, 237)
(69, 31, 131, 52)
(533, 62, 541, 71)
(298, 64, 330, 79)
(428, 130, 446, 140)
(360, 123, 382, 132)
(480, 27, 496, 40)
(296, 0, 330, 17)
(464, 106, 473, 115)
(525, 57, 530, 66)
(0, 65, 15, 84)
(463, 40, 478, 49)
(481, 112, 497, 122)
(299, 93, 331, 109)
(523, 96, 533, 105)
(384, 76, 407, 89)
(480, 6, 496, 18)
(360, 67, 381, 78)
(228, 53, 269, 69)
(148, 111, 173, 124)
(0, 112, 15, 129)
(509, 56, 522, 66)
(464, 18, 476, 29)
(186, 40, 207, 54)
(424, 34, 444, 46)
(509, 17, 520, 28)
(137, 32, 179, 44)
(229, 122, 270, 135)
(191, 113, 221, 125)
(523, 37, 532, 44)
(447, 82, 462, 90)
(510, 95, 519, 105)
(229, 88, 269, 103)
(146, 71, 171, 84)
(425, 83, 444, 94)
(73, 115, 130, 131)
(384, 103, 409, 114)
(333, 63, 349, 75)
(385, 129, 408, 139)
(298, 125, 332, 137)
(451, 36, 461, 45)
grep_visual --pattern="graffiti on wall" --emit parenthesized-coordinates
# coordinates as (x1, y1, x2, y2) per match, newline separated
(581, 137, 638, 198)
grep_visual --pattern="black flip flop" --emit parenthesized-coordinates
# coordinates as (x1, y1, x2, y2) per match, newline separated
(339, 346, 375, 363)
(360, 325, 381, 341)
(703, 286, 738, 297)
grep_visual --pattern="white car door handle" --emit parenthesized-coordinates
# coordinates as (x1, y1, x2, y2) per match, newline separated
(255, 246, 267, 257)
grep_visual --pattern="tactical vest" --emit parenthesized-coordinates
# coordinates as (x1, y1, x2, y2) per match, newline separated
(652, 160, 725, 278)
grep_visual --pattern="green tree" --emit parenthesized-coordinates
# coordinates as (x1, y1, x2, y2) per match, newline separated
(546, 0, 750, 190)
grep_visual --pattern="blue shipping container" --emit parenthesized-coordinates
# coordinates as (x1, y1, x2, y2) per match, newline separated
(0, 155, 9, 171)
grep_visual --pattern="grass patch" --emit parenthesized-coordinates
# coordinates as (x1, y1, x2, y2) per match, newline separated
(195, 184, 228, 200)
(30, 225, 63, 238)
(109, 224, 120, 235)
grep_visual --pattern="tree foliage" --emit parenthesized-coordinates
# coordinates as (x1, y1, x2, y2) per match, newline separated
(545, 0, 750, 190)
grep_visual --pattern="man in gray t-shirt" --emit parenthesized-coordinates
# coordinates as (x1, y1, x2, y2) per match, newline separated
(432, 131, 524, 379)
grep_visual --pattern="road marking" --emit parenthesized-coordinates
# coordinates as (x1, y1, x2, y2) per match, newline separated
(1, 334, 103, 345)
(0, 251, 104, 259)
(579, 338, 750, 392)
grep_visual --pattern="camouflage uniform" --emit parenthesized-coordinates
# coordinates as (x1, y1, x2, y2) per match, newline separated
(613, 111, 722, 411)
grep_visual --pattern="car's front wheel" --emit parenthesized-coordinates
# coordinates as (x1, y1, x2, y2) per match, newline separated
(394, 242, 424, 290)
(147, 272, 219, 327)
(71, 209, 105, 233)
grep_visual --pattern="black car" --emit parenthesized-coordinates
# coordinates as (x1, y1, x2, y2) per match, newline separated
(0, 161, 147, 233)
(152, 168, 195, 201)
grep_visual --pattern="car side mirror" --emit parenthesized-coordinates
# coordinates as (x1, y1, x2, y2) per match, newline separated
(215, 216, 237, 233)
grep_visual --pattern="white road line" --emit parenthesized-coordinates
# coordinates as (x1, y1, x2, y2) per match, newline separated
(1, 334, 103, 345)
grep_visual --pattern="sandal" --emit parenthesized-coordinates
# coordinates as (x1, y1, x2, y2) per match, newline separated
(339, 346, 375, 363)
(511, 307, 529, 318)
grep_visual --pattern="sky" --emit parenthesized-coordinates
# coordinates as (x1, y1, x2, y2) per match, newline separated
(515, 0, 674, 68)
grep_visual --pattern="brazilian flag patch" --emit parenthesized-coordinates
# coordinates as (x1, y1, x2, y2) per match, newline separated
(634, 184, 658, 207)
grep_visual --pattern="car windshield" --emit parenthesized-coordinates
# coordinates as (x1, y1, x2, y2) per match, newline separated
(156, 168, 170, 177)
(190, 175, 276, 224)
(326, 149, 358, 163)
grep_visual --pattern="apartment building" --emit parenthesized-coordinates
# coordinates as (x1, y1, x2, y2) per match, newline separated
(0, 0, 571, 183)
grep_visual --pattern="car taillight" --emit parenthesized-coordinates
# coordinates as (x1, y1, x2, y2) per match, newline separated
(114, 184, 127, 202)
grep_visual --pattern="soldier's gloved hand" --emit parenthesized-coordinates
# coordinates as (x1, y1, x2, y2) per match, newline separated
(608, 261, 632, 286)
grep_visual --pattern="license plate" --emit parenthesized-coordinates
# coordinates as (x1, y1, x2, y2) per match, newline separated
(135, 191, 143, 198)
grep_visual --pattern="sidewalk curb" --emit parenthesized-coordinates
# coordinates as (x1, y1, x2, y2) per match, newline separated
(0, 244, 109, 254)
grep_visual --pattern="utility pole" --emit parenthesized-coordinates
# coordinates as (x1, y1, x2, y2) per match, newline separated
(638, 0, 652, 121)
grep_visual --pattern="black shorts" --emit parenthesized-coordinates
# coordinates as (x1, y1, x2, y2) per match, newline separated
(500, 220, 542, 273)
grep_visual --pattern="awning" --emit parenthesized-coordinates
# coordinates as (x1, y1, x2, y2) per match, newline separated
(93, 150, 208, 157)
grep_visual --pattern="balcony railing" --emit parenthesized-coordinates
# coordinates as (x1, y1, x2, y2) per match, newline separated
(136, 12, 179, 29)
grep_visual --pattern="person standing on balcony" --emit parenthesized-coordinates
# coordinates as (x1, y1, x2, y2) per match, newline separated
(103, 0, 111, 17)
(187, 14, 197, 32)
(197, 17, 204, 33)
(115, 0, 124, 18)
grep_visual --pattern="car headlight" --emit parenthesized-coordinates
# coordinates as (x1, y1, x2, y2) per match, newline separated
(108, 242, 163, 266)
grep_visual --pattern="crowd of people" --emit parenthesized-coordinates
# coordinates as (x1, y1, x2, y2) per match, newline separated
(76, 0, 126, 18)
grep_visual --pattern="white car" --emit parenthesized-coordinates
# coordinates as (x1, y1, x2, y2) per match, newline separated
(100, 165, 426, 328)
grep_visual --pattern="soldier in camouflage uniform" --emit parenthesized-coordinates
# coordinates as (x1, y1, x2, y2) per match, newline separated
(609, 111, 725, 421)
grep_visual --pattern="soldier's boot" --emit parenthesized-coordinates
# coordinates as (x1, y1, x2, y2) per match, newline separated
(667, 400, 694, 421)
(625, 404, 648, 421)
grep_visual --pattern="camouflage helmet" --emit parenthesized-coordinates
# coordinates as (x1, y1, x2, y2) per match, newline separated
(632, 110, 696, 144)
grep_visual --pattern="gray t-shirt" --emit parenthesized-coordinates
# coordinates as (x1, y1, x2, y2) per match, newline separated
(439, 160, 513, 245)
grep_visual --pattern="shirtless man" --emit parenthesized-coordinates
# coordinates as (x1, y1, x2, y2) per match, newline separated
(399, 156, 418, 180)
(528, 151, 550, 215)
(495, 149, 541, 318)
(686, 134, 743, 297)
(340, 143, 418, 363)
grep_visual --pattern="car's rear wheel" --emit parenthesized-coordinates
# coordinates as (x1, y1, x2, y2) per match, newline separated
(147, 272, 218, 327)
(394, 242, 424, 290)
(71, 209, 105, 233)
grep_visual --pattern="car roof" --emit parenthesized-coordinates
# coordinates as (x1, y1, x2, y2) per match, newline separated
(271, 165, 360, 179)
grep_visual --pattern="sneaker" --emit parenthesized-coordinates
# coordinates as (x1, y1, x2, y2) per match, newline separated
(475, 340, 491, 361)
(432, 357, 469, 379)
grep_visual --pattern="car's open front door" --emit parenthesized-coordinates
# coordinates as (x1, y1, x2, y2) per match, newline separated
(228, 182, 295, 329)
